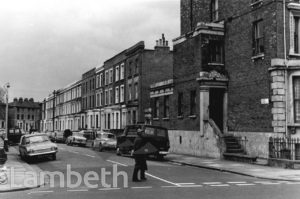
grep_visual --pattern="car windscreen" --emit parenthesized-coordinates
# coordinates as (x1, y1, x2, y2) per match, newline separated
(26, 135, 49, 144)
(73, 132, 84, 137)
(144, 127, 167, 138)
(127, 127, 139, 136)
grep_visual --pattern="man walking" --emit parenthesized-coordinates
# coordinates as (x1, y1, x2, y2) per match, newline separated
(132, 128, 147, 182)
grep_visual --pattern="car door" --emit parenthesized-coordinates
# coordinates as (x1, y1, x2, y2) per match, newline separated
(19, 137, 26, 155)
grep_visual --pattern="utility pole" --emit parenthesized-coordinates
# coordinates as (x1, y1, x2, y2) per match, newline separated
(3, 83, 10, 152)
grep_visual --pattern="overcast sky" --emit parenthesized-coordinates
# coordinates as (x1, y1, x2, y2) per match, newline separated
(0, 0, 180, 102)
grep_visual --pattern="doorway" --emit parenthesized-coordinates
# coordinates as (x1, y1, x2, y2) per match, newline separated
(209, 88, 224, 131)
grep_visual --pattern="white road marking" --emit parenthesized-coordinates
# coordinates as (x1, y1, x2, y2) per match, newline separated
(71, 151, 79, 154)
(106, 160, 128, 167)
(227, 181, 247, 184)
(210, 184, 230, 187)
(260, 182, 281, 185)
(99, 187, 121, 191)
(85, 154, 95, 158)
(254, 181, 272, 184)
(179, 185, 203, 188)
(161, 185, 180, 188)
(131, 186, 152, 189)
(177, 183, 195, 185)
(28, 190, 54, 194)
(236, 183, 256, 186)
(145, 172, 180, 186)
(59, 147, 65, 150)
(67, 189, 88, 192)
(203, 182, 222, 185)
(286, 182, 300, 185)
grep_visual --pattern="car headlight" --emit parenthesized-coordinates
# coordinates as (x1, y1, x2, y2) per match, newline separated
(51, 146, 58, 151)
(27, 148, 34, 153)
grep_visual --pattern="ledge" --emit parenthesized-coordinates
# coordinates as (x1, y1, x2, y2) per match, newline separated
(250, 0, 263, 8)
(153, 118, 159, 121)
(177, 116, 183, 119)
(189, 115, 197, 119)
(162, 118, 170, 121)
(251, 53, 265, 61)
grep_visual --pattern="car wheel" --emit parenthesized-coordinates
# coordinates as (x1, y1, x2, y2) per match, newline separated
(99, 143, 103, 152)
(52, 154, 56, 161)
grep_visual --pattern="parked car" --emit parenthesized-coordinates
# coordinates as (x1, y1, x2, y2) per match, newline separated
(116, 125, 170, 159)
(66, 131, 87, 147)
(8, 128, 24, 145)
(53, 131, 66, 143)
(92, 131, 116, 151)
(19, 133, 58, 161)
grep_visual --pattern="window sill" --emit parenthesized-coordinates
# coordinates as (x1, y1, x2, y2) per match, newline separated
(189, 115, 197, 119)
(177, 116, 183, 119)
(207, 63, 224, 66)
(289, 53, 300, 57)
(251, 53, 265, 61)
(162, 118, 170, 121)
(153, 118, 159, 121)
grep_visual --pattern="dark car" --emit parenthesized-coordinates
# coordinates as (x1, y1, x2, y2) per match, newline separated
(116, 125, 170, 159)
(8, 128, 24, 145)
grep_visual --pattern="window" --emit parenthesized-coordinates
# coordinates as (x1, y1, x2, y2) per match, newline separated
(120, 63, 125, 80)
(96, 75, 99, 88)
(105, 90, 108, 105)
(105, 71, 109, 85)
(109, 88, 113, 104)
(253, 20, 264, 55)
(128, 84, 132, 101)
(135, 59, 139, 74)
(96, 93, 100, 107)
(133, 110, 137, 124)
(109, 69, 113, 83)
(154, 98, 160, 118)
(164, 95, 170, 118)
(120, 85, 124, 102)
(115, 87, 119, 103)
(211, 0, 219, 22)
(294, 16, 300, 54)
(178, 92, 183, 116)
(190, 90, 196, 115)
(294, 77, 300, 123)
(100, 73, 103, 87)
(115, 66, 119, 81)
(32, 115, 34, 120)
(207, 40, 223, 64)
(100, 91, 103, 106)
(134, 83, 138, 99)
(17, 114, 20, 120)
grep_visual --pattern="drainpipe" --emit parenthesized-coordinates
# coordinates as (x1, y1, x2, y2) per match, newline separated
(283, 0, 289, 138)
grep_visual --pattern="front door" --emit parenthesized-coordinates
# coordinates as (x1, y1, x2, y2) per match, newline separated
(209, 88, 224, 131)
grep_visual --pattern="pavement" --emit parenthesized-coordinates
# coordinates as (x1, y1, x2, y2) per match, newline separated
(0, 147, 43, 193)
(165, 154, 300, 182)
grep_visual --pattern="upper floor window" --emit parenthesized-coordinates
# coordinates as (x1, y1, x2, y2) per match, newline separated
(164, 95, 170, 118)
(109, 69, 113, 84)
(190, 90, 196, 115)
(178, 92, 183, 116)
(120, 63, 125, 80)
(120, 85, 124, 103)
(115, 66, 120, 81)
(128, 84, 132, 101)
(211, 0, 219, 22)
(96, 75, 99, 88)
(115, 86, 119, 103)
(253, 19, 264, 55)
(100, 73, 103, 87)
(294, 16, 300, 54)
(105, 71, 109, 85)
(154, 98, 160, 118)
(294, 77, 300, 123)
(134, 83, 138, 99)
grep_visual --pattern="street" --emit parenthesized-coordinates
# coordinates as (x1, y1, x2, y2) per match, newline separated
(1, 144, 300, 199)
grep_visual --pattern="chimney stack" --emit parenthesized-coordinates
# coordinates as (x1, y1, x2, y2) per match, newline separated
(154, 33, 170, 50)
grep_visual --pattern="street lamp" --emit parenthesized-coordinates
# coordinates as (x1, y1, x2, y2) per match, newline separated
(3, 83, 10, 151)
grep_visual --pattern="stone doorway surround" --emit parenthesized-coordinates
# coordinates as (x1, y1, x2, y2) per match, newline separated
(197, 70, 229, 136)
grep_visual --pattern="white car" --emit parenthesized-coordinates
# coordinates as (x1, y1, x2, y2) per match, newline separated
(19, 134, 58, 161)
(66, 131, 87, 147)
(93, 132, 116, 151)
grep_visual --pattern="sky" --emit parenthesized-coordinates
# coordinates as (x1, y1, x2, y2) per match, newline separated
(0, 0, 180, 102)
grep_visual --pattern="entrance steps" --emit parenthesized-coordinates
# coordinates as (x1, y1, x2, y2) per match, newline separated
(223, 135, 257, 163)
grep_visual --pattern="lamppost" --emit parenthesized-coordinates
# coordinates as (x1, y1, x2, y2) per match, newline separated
(3, 83, 10, 151)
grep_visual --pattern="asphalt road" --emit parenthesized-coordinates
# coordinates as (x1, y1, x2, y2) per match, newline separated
(1, 143, 300, 199)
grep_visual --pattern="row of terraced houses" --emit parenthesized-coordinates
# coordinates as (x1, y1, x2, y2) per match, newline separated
(41, 0, 300, 161)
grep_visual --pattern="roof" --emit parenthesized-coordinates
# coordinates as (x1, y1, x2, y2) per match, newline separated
(22, 133, 47, 138)
(9, 100, 41, 109)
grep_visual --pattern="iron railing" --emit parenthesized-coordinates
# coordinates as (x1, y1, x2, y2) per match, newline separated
(269, 137, 300, 160)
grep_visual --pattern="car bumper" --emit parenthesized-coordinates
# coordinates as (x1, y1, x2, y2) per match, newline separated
(159, 151, 169, 155)
(73, 141, 86, 145)
(27, 150, 57, 156)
